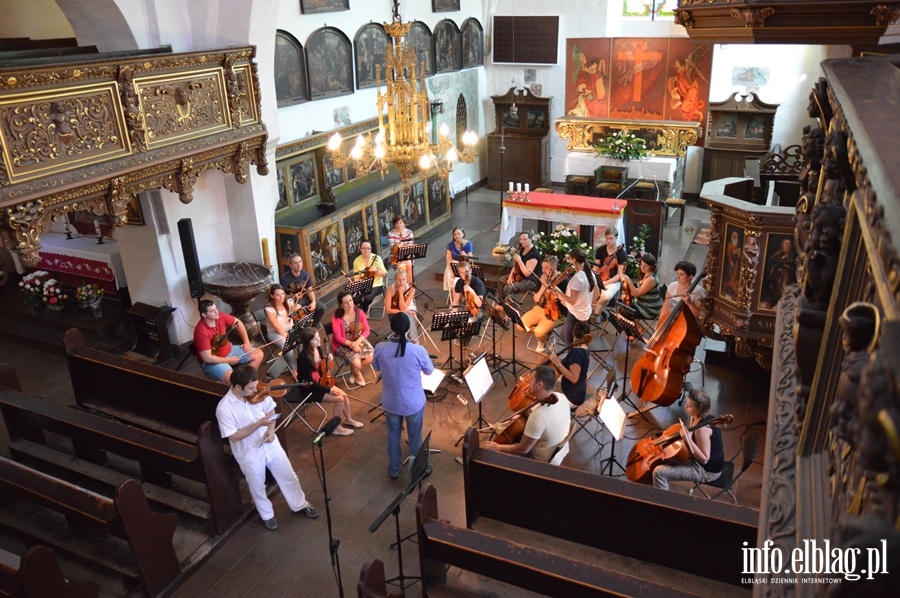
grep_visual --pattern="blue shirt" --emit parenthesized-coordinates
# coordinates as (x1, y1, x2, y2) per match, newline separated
(372, 340, 434, 416)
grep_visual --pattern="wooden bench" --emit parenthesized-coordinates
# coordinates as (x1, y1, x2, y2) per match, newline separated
(0, 366, 242, 536)
(461, 428, 758, 588)
(0, 457, 179, 596)
(62, 328, 289, 449)
(415, 484, 697, 597)
(0, 545, 98, 598)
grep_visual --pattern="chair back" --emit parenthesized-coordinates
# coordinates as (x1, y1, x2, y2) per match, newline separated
(253, 307, 269, 341)
(739, 434, 759, 474)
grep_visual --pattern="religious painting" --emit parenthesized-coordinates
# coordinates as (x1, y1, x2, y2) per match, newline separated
(322, 153, 345, 189)
(745, 115, 766, 140)
(276, 168, 289, 211)
(715, 114, 738, 139)
(427, 174, 448, 221)
(305, 219, 344, 284)
(342, 208, 364, 261)
(300, 0, 349, 14)
(565, 39, 611, 118)
(434, 20, 461, 74)
(376, 193, 402, 250)
(407, 21, 434, 77)
(461, 18, 483, 68)
(719, 224, 744, 304)
(124, 195, 145, 225)
(610, 37, 668, 119)
(275, 31, 308, 107)
(432, 0, 459, 11)
(759, 233, 799, 310)
(664, 38, 713, 133)
(405, 180, 426, 229)
(307, 27, 353, 100)
(288, 156, 318, 204)
(731, 66, 770, 88)
(276, 227, 302, 272)
(501, 106, 519, 129)
(365, 202, 379, 253)
(354, 23, 389, 90)
(526, 107, 546, 129)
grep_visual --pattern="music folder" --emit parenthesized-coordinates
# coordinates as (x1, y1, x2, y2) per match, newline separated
(600, 391, 627, 441)
(421, 368, 446, 394)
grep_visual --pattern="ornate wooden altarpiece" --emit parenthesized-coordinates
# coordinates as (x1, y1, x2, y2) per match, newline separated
(0, 47, 268, 268)
(555, 116, 700, 158)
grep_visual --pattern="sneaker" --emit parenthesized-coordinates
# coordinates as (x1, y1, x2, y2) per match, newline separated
(301, 505, 320, 519)
(534, 341, 546, 353)
(332, 425, 354, 436)
(390, 472, 400, 480)
(264, 517, 278, 530)
(343, 418, 364, 429)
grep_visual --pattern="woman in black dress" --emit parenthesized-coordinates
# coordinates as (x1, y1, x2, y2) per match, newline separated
(295, 327, 363, 435)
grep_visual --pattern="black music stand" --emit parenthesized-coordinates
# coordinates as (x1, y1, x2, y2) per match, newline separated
(481, 292, 511, 384)
(431, 310, 470, 377)
(598, 385, 628, 477)
(449, 262, 485, 283)
(453, 352, 493, 446)
(608, 308, 648, 420)
(345, 277, 374, 302)
(499, 299, 530, 378)
(398, 243, 433, 302)
(282, 321, 307, 354)
(369, 431, 434, 593)
(440, 319, 482, 382)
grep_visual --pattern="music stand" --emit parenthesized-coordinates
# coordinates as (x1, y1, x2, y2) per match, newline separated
(282, 321, 307, 354)
(431, 310, 470, 377)
(499, 299, 530, 377)
(608, 309, 648, 420)
(598, 387, 627, 477)
(453, 353, 493, 446)
(398, 243, 432, 302)
(439, 316, 481, 381)
(449, 262, 485, 284)
(345, 276, 374, 301)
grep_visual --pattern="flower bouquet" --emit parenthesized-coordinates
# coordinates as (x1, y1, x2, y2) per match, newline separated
(75, 281, 104, 309)
(593, 128, 647, 162)
(19, 270, 49, 304)
(533, 225, 591, 263)
(41, 277, 68, 308)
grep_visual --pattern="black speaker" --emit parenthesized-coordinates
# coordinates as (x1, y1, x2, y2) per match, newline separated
(177, 218, 204, 299)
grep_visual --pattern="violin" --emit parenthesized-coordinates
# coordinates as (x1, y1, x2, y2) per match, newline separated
(620, 275, 633, 306)
(210, 322, 239, 357)
(390, 243, 401, 265)
(361, 254, 377, 279)
(247, 376, 312, 404)
(537, 266, 574, 321)
(317, 330, 336, 388)
(465, 287, 479, 318)
(510, 246, 525, 282)
(289, 305, 311, 323)
(348, 307, 364, 342)
(594, 244, 625, 281)
(625, 414, 733, 484)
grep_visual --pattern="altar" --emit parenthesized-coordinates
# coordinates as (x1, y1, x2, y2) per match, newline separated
(564, 152, 678, 183)
(37, 233, 128, 294)
(500, 192, 627, 246)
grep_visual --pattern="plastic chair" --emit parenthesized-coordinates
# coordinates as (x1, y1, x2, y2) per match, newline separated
(690, 434, 758, 504)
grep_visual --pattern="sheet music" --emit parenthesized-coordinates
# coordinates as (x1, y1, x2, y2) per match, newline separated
(421, 368, 446, 394)
(599, 394, 627, 441)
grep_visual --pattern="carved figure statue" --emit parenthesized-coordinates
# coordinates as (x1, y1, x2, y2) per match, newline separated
(829, 302, 879, 444)
(803, 202, 845, 309)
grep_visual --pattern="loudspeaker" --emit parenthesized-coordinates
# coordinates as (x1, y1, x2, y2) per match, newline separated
(177, 218, 204, 299)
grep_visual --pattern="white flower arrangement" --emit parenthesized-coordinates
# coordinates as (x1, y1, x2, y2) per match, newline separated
(19, 270, 49, 303)
(593, 128, 648, 162)
(41, 277, 68, 306)
(533, 225, 591, 262)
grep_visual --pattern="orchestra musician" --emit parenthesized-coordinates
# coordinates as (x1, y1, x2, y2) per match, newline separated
(295, 326, 363, 435)
(263, 284, 298, 375)
(450, 259, 485, 317)
(556, 248, 595, 345)
(484, 366, 571, 463)
(519, 256, 568, 354)
(215, 364, 319, 530)
(331, 291, 374, 387)
(281, 253, 326, 327)
(620, 253, 664, 322)
(351, 241, 388, 316)
(385, 267, 419, 338)
(658, 260, 705, 323)
(592, 227, 627, 317)
(388, 215, 415, 283)
(194, 299, 263, 384)
(547, 321, 591, 408)
(652, 388, 724, 490)
(501, 231, 542, 298)
(443, 227, 475, 293)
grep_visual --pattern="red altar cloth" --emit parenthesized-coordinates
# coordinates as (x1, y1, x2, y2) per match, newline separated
(38, 252, 117, 294)
(503, 192, 627, 215)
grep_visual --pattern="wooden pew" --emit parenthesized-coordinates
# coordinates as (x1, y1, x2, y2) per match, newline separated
(0, 545, 98, 598)
(0, 366, 242, 536)
(462, 427, 758, 588)
(356, 559, 401, 598)
(62, 328, 288, 448)
(415, 484, 698, 597)
(0, 457, 179, 597)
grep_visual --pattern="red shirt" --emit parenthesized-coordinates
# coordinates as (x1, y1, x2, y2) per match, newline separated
(194, 312, 237, 362)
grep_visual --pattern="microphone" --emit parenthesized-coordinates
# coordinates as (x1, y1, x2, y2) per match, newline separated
(616, 178, 640, 199)
(313, 416, 342, 444)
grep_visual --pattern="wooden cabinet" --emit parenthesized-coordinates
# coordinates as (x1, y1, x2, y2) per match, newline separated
(487, 87, 551, 190)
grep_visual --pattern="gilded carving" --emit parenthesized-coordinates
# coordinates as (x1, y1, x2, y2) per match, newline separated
(554, 117, 699, 156)
(737, 231, 760, 310)
(871, 4, 900, 27)
(731, 7, 776, 28)
(674, 10, 695, 29)
(118, 66, 147, 152)
(802, 202, 846, 310)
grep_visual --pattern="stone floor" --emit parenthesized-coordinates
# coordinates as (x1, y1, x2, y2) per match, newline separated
(0, 187, 768, 597)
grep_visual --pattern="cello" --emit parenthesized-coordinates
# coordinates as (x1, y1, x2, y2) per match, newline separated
(625, 414, 733, 484)
(537, 265, 574, 322)
(505, 334, 591, 411)
(630, 269, 706, 407)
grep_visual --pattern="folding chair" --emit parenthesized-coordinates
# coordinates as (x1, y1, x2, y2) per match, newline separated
(690, 434, 758, 504)
(549, 420, 577, 466)
(282, 388, 327, 434)
(367, 286, 386, 320)
(254, 307, 291, 378)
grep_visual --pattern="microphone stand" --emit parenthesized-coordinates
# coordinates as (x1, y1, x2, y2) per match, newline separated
(498, 121, 506, 221)
(314, 432, 343, 596)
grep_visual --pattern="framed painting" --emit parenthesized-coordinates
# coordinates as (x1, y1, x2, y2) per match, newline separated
(719, 224, 744, 304)
(376, 193, 402, 251)
(300, 0, 349, 14)
(288, 156, 318, 204)
(427, 174, 448, 221)
(404, 180, 426, 229)
(275, 227, 302, 273)
(305, 219, 345, 284)
(322, 153, 345, 189)
(275, 31, 308, 107)
(365, 202, 379, 253)
(276, 168, 289, 211)
(406, 22, 434, 77)
(342, 207, 365, 262)
(758, 233, 798, 310)
(354, 23, 389, 90)
(715, 113, 738, 139)
(745, 115, 766, 141)
(461, 18, 484, 69)
(434, 20, 461, 74)
(432, 0, 459, 12)
(307, 27, 353, 100)
(125, 195, 145, 225)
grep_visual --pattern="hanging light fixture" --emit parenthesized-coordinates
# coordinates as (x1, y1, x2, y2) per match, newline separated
(326, 0, 477, 194)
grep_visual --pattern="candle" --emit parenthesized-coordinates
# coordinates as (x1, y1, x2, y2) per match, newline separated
(509, 181, 514, 193)
(93, 218, 102, 237)
(517, 183, 522, 193)
(261, 238, 271, 268)
(525, 183, 530, 193)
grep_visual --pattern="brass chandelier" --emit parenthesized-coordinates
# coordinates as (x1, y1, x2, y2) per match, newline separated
(326, 1, 477, 194)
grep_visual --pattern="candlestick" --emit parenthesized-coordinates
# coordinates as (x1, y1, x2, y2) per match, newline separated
(64, 213, 72, 239)
(509, 181, 514, 193)
(516, 183, 522, 193)
(94, 218, 104, 244)
(261, 238, 271, 268)
(524, 183, 529, 193)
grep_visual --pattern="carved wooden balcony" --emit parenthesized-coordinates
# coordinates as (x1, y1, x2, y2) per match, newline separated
(0, 46, 268, 266)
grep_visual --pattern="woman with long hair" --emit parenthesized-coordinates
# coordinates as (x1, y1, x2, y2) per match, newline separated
(621, 253, 663, 321)
(295, 326, 363, 435)
(331, 291, 374, 386)
(263, 284, 297, 374)
(443, 226, 474, 292)
(555, 247, 595, 345)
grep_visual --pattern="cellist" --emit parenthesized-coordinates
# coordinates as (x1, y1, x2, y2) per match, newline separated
(519, 256, 567, 354)
(652, 388, 724, 490)
(658, 261, 705, 323)
(450, 259, 485, 318)
(484, 366, 571, 463)
(295, 326, 362, 436)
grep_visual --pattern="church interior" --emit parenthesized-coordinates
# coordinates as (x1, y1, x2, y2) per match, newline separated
(0, 1, 898, 597)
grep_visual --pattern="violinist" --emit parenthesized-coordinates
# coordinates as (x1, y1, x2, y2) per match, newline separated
(547, 321, 590, 408)
(443, 227, 475, 292)
(385, 267, 419, 338)
(500, 232, 542, 299)
(652, 388, 724, 490)
(331, 291, 374, 387)
(592, 227, 627, 317)
(387, 215, 414, 283)
(484, 366, 571, 463)
(263, 284, 298, 375)
(658, 260, 705, 323)
(519, 256, 568, 354)
(281, 253, 326, 327)
(557, 248, 595, 345)
(450, 259, 485, 318)
(620, 253, 664, 321)
(194, 300, 263, 384)
(295, 327, 362, 435)
(215, 364, 319, 530)
(351, 241, 388, 316)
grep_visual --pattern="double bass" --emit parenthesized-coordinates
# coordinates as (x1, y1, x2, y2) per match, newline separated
(630, 269, 706, 407)
(625, 414, 733, 484)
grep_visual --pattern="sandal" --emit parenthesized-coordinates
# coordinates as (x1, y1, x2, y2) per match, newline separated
(343, 418, 364, 429)
(332, 425, 354, 436)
